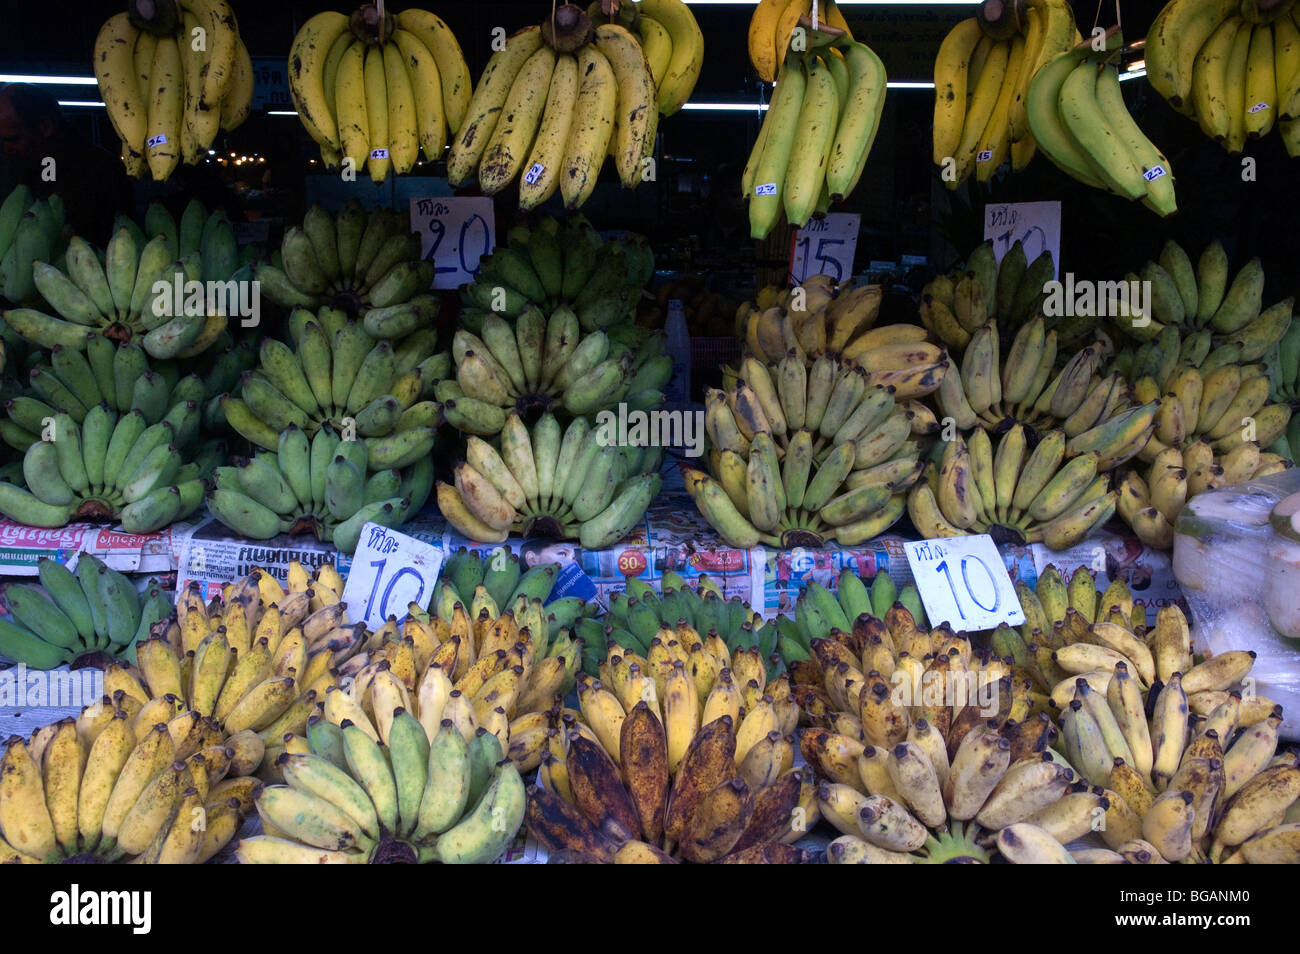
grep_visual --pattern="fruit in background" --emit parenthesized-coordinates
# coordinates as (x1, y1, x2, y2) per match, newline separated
(931, 0, 1079, 186)
(222, 306, 447, 475)
(1027, 29, 1177, 215)
(436, 411, 662, 548)
(287, 5, 471, 176)
(641, 278, 737, 336)
(0, 187, 69, 306)
(0, 556, 169, 669)
(744, 41, 887, 238)
(93, 0, 253, 179)
(0, 706, 261, 864)
(908, 425, 1119, 549)
(527, 636, 809, 863)
(3, 199, 238, 360)
(1147, 0, 1300, 156)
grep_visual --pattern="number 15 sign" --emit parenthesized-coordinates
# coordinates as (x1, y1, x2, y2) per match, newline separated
(342, 524, 445, 630)
(903, 535, 1024, 632)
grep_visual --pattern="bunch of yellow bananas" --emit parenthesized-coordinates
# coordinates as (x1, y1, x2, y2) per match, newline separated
(932, 0, 1077, 187)
(0, 703, 262, 864)
(93, 0, 252, 181)
(1147, 0, 1300, 156)
(1027, 30, 1177, 216)
(590, 0, 703, 116)
(908, 424, 1121, 550)
(288, 7, 471, 180)
(526, 636, 811, 863)
(747, 0, 853, 82)
(745, 42, 887, 238)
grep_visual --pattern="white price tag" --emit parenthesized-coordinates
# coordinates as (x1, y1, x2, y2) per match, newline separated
(523, 163, 545, 185)
(754, 182, 778, 196)
(1248, 102, 1270, 114)
(147, 134, 168, 148)
(341, 523, 444, 630)
(789, 212, 860, 285)
(1143, 165, 1167, 182)
(984, 200, 1061, 278)
(409, 196, 495, 290)
(903, 534, 1024, 632)
(369, 148, 389, 159)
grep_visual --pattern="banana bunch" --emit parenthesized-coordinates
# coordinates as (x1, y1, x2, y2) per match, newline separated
(0, 187, 68, 306)
(288, 7, 470, 179)
(526, 635, 810, 863)
(1027, 32, 1178, 216)
(792, 603, 1071, 863)
(748, 0, 853, 81)
(921, 240, 1065, 352)
(436, 547, 563, 612)
(931, 0, 1078, 187)
(443, 315, 669, 437)
(1119, 442, 1289, 548)
(1113, 241, 1293, 364)
(322, 603, 585, 784)
(779, 570, 928, 665)
(909, 425, 1121, 549)
(451, 19, 657, 205)
(1037, 606, 1295, 863)
(0, 698, 263, 864)
(4, 203, 238, 359)
(94, 0, 252, 180)
(590, 0, 703, 117)
(0, 403, 214, 531)
(1147, 0, 1300, 156)
(461, 218, 654, 332)
(937, 320, 1158, 454)
(737, 274, 896, 368)
(223, 308, 446, 465)
(1270, 317, 1300, 405)
(436, 411, 662, 549)
(0, 556, 169, 670)
(592, 572, 780, 681)
(238, 715, 525, 864)
(745, 42, 887, 238)
(254, 202, 435, 329)
(209, 430, 433, 553)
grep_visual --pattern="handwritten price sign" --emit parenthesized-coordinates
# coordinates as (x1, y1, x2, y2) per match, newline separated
(341, 524, 445, 630)
(789, 213, 860, 285)
(409, 196, 495, 289)
(904, 535, 1024, 632)
(983, 201, 1061, 277)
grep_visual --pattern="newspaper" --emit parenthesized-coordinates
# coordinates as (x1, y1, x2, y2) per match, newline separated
(0, 518, 190, 575)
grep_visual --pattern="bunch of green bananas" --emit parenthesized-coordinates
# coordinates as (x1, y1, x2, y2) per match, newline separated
(460, 217, 654, 332)
(209, 426, 433, 552)
(590, 572, 778, 680)
(4, 201, 241, 359)
(908, 424, 1120, 549)
(0, 186, 68, 306)
(0, 403, 214, 531)
(437, 410, 662, 549)
(436, 548, 565, 618)
(778, 570, 927, 670)
(236, 716, 526, 864)
(443, 312, 669, 437)
(254, 201, 436, 330)
(2, 334, 229, 453)
(920, 240, 1061, 353)
(222, 306, 447, 468)
(938, 320, 1158, 454)
(0, 701, 262, 864)
(0, 555, 169, 670)
(1270, 317, 1300, 406)
(1114, 240, 1292, 363)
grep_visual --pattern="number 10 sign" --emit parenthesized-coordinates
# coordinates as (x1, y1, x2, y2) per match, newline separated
(903, 535, 1024, 632)
(341, 523, 445, 630)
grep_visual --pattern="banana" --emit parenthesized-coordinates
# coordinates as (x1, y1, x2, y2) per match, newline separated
(561, 45, 617, 210)
(448, 27, 544, 186)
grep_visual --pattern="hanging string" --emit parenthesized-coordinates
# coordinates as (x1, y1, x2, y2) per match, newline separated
(377, 0, 386, 44)
(812, 0, 820, 33)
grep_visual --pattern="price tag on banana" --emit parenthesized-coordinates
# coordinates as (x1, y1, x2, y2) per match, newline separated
(789, 213, 860, 285)
(903, 535, 1024, 632)
(341, 523, 444, 630)
(983, 201, 1061, 273)
(410, 196, 495, 290)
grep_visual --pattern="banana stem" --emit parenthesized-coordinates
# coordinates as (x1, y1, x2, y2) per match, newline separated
(376, 0, 386, 43)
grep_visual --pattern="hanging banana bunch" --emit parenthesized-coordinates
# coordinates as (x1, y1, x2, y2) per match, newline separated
(93, 0, 253, 180)
(288, 4, 472, 177)
(931, 0, 1078, 187)
(590, 0, 704, 116)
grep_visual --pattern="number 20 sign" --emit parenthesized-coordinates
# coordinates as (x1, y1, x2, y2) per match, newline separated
(903, 535, 1024, 632)
(341, 523, 445, 630)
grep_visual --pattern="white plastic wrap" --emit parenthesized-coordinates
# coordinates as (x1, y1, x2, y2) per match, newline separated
(1173, 468, 1300, 740)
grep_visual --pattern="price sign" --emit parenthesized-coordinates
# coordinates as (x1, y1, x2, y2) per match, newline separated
(789, 213, 860, 285)
(341, 524, 445, 630)
(409, 196, 495, 289)
(983, 201, 1061, 277)
(903, 535, 1024, 632)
